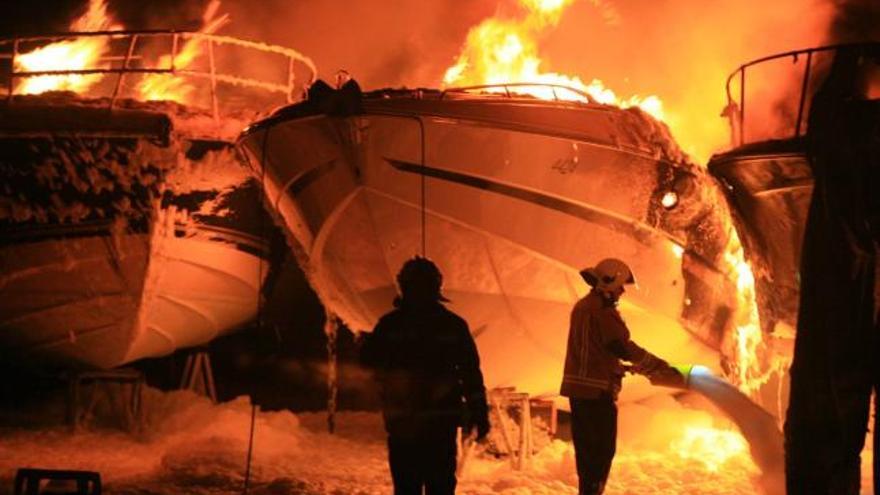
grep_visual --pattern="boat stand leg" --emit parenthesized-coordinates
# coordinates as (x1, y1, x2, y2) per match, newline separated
(202, 352, 217, 402)
(180, 348, 217, 402)
(516, 393, 532, 468)
(325, 312, 338, 434)
(488, 387, 537, 470)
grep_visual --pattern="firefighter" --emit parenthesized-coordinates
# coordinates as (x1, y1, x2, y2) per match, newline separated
(361, 256, 489, 495)
(560, 258, 674, 495)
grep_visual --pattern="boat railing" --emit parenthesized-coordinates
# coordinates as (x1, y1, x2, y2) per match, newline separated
(440, 82, 593, 103)
(724, 42, 879, 147)
(0, 30, 317, 121)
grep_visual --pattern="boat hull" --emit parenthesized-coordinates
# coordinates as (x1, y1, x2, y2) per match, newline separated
(709, 144, 812, 336)
(240, 95, 742, 401)
(0, 100, 271, 369)
(0, 222, 265, 369)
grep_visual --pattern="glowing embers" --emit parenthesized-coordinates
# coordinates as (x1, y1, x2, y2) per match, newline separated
(13, 0, 121, 95)
(442, 0, 663, 120)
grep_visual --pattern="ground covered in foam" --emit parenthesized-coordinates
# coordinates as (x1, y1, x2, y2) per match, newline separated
(0, 388, 873, 494)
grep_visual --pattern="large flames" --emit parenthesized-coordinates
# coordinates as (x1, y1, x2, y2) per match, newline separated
(14, 0, 121, 95)
(723, 230, 790, 407)
(724, 241, 766, 395)
(11, 0, 230, 107)
(443, 0, 663, 120)
(446, 0, 786, 402)
(138, 1, 230, 103)
(671, 425, 751, 472)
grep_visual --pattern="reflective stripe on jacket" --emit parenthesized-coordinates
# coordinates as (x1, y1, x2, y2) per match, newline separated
(559, 291, 659, 399)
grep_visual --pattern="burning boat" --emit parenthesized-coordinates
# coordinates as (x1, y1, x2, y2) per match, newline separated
(708, 42, 880, 489)
(0, 25, 317, 370)
(709, 42, 879, 346)
(237, 80, 751, 402)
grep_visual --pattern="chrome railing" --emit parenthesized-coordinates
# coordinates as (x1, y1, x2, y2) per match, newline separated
(0, 30, 317, 121)
(440, 82, 594, 102)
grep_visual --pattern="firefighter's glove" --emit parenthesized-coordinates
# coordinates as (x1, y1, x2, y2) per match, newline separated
(634, 354, 671, 377)
(646, 365, 685, 387)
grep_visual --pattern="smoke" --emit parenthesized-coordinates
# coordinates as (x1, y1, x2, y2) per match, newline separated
(827, 0, 880, 43)
(215, 0, 835, 162)
(533, 0, 833, 161)
(1, 0, 849, 160)
(111, 0, 213, 31)
(219, 0, 498, 89)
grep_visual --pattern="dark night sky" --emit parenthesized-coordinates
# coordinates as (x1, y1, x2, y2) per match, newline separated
(0, 1, 210, 37)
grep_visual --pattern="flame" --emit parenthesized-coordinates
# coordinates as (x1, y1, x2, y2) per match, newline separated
(14, 0, 121, 95)
(138, 1, 230, 103)
(520, 0, 576, 24)
(443, 0, 663, 120)
(722, 230, 790, 398)
(449, 0, 791, 399)
(12, 0, 234, 107)
(671, 425, 750, 472)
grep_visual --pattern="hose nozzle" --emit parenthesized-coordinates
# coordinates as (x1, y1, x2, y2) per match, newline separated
(647, 364, 695, 389)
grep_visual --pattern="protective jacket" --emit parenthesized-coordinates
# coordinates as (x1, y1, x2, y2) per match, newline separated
(560, 290, 666, 399)
(361, 299, 489, 434)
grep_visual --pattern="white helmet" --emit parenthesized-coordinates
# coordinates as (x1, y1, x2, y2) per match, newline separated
(580, 258, 636, 292)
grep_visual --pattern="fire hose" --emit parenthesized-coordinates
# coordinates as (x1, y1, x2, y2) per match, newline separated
(623, 363, 699, 389)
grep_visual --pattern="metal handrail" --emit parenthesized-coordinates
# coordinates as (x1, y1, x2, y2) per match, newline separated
(440, 82, 594, 103)
(1, 30, 318, 121)
(723, 42, 880, 147)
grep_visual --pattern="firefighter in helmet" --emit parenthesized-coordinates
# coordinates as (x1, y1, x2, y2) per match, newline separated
(560, 258, 674, 495)
(361, 256, 489, 495)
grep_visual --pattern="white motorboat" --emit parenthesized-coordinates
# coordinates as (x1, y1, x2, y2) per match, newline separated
(238, 82, 745, 402)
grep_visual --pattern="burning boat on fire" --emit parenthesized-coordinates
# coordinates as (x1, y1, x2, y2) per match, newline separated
(236, 79, 759, 403)
(0, 107, 265, 369)
(230, 39, 880, 491)
(0, 7, 317, 370)
(2, 0, 878, 490)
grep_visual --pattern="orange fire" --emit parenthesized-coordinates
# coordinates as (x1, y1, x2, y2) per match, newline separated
(14, 0, 121, 95)
(723, 231, 790, 400)
(12, 0, 232, 108)
(448, 0, 786, 400)
(671, 424, 752, 472)
(443, 0, 663, 120)
(138, 0, 230, 103)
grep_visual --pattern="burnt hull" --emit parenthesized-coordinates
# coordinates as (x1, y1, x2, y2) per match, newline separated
(0, 222, 265, 368)
(0, 100, 270, 369)
(239, 91, 746, 401)
(708, 142, 812, 337)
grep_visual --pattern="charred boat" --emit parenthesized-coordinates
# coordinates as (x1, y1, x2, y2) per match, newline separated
(0, 98, 269, 369)
(709, 42, 879, 343)
(0, 30, 316, 370)
(708, 42, 879, 490)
